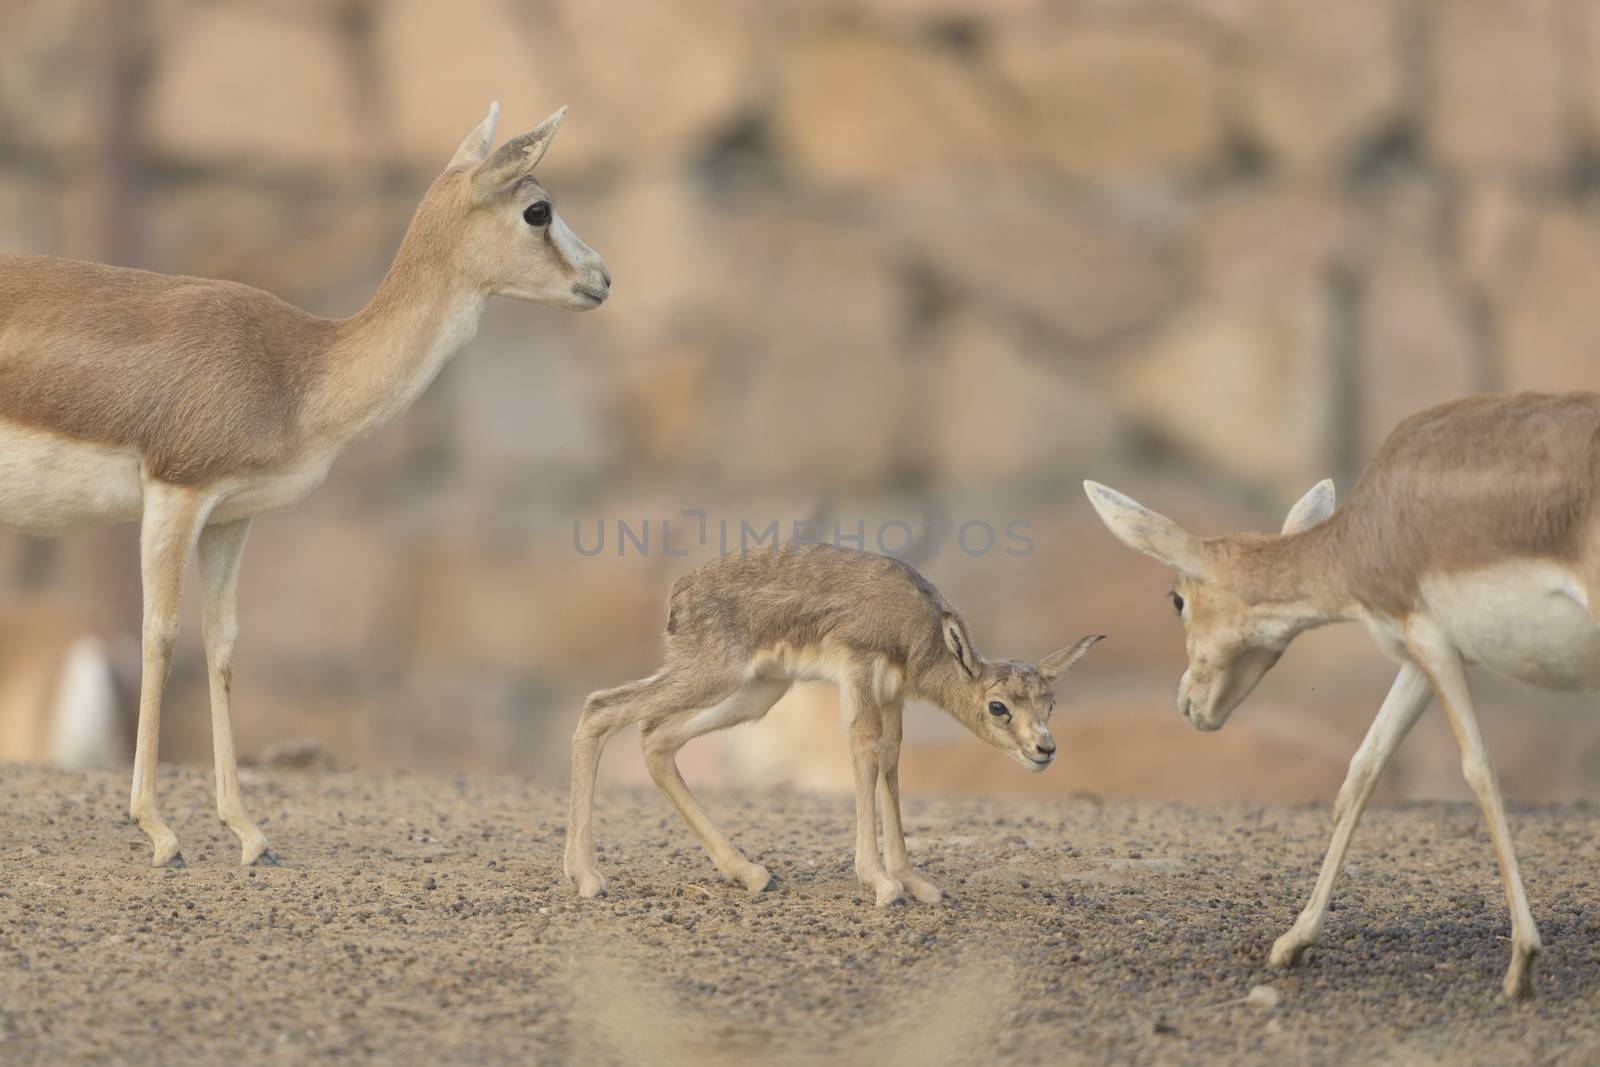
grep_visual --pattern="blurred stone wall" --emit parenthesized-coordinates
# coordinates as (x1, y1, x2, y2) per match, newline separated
(3, 0, 1600, 801)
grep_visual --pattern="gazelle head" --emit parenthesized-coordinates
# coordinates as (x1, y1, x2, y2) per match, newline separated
(940, 616, 1104, 771)
(443, 103, 611, 311)
(1083, 479, 1337, 731)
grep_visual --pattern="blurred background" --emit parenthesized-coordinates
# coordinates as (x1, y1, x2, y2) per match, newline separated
(3, 0, 1600, 805)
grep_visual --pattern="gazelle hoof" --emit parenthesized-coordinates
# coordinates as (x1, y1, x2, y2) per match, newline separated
(241, 835, 275, 866)
(874, 878, 905, 907)
(735, 863, 772, 894)
(571, 869, 608, 898)
(1503, 945, 1539, 1001)
(1269, 932, 1308, 970)
(153, 846, 186, 869)
(900, 875, 943, 905)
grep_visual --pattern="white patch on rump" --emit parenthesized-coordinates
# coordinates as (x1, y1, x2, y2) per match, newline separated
(0, 418, 143, 533)
(1419, 560, 1600, 690)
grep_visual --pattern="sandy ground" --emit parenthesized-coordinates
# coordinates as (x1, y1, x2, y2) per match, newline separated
(1, 764, 1598, 1066)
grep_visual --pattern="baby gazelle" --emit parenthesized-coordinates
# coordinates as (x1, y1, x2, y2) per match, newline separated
(564, 543, 1102, 905)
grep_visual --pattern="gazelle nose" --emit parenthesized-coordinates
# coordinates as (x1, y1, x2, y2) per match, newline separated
(599, 267, 612, 290)
(1037, 739, 1056, 756)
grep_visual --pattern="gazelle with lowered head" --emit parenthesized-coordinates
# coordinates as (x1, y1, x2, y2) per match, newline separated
(0, 102, 609, 867)
(1083, 391, 1600, 1000)
(564, 542, 1103, 905)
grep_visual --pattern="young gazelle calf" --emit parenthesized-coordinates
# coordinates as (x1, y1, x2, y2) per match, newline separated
(1084, 391, 1600, 1000)
(564, 543, 1102, 904)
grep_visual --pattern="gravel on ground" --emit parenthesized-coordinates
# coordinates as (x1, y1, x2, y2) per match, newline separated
(2, 764, 1597, 1065)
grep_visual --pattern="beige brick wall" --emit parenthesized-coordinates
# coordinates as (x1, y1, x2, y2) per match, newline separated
(4, 0, 1600, 803)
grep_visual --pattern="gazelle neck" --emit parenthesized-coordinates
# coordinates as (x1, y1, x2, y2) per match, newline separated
(910, 652, 984, 727)
(309, 184, 487, 449)
(1221, 515, 1360, 635)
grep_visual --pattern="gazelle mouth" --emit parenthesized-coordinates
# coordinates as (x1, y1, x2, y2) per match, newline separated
(571, 284, 607, 305)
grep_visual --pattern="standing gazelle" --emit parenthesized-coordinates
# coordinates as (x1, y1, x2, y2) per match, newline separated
(0, 103, 609, 867)
(564, 542, 1103, 904)
(1083, 391, 1600, 999)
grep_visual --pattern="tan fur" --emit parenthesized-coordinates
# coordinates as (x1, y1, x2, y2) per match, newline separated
(563, 542, 1102, 904)
(1334, 392, 1600, 614)
(0, 104, 610, 867)
(0, 256, 327, 485)
(1083, 390, 1600, 1001)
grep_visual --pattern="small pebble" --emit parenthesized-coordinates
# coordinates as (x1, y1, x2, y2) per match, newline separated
(1246, 984, 1280, 1010)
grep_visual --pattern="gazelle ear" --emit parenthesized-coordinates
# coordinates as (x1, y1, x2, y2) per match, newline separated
(941, 613, 978, 679)
(1083, 481, 1206, 574)
(1282, 478, 1336, 535)
(449, 101, 500, 169)
(1038, 634, 1105, 683)
(471, 105, 567, 202)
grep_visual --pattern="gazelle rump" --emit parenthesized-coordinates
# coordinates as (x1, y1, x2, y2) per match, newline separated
(0, 102, 610, 867)
(1083, 391, 1600, 1000)
(564, 542, 1103, 905)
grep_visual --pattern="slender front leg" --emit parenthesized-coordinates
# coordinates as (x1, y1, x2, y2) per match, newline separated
(876, 700, 940, 904)
(842, 684, 901, 906)
(128, 483, 208, 867)
(196, 519, 273, 866)
(1271, 662, 1432, 968)
(1407, 621, 1542, 1000)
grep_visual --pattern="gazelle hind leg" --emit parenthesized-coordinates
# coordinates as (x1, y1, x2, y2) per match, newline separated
(876, 701, 940, 903)
(564, 672, 680, 897)
(128, 483, 209, 867)
(1272, 663, 1431, 968)
(638, 678, 790, 894)
(1407, 622, 1542, 1000)
(197, 519, 272, 866)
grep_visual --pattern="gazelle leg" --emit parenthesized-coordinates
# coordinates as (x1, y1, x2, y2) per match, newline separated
(1271, 663, 1432, 968)
(197, 519, 272, 866)
(128, 483, 208, 868)
(638, 678, 789, 894)
(842, 683, 901, 906)
(565, 672, 676, 897)
(1408, 623, 1542, 1001)
(876, 700, 940, 904)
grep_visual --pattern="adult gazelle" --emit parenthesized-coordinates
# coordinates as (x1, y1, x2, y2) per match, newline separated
(0, 102, 609, 867)
(1085, 392, 1600, 999)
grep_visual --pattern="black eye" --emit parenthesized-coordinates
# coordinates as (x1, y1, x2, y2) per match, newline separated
(988, 701, 1009, 718)
(1170, 591, 1184, 615)
(523, 202, 551, 227)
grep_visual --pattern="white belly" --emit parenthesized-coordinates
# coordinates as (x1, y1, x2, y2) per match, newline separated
(1419, 561, 1600, 690)
(208, 455, 334, 524)
(0, 417, 336, 534)
(0, 419, 143, 534)
(750, 641, 906, 707)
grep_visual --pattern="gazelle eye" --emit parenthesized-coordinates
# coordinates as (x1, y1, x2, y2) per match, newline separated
(523, 202, 551, 227)
(988, 701, 1009, 718)
(1170, 591, 1184, 615)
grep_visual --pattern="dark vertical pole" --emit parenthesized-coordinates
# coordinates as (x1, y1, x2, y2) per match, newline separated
(1324, 259, 1365, 491)
(103, 0, 152, 268)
